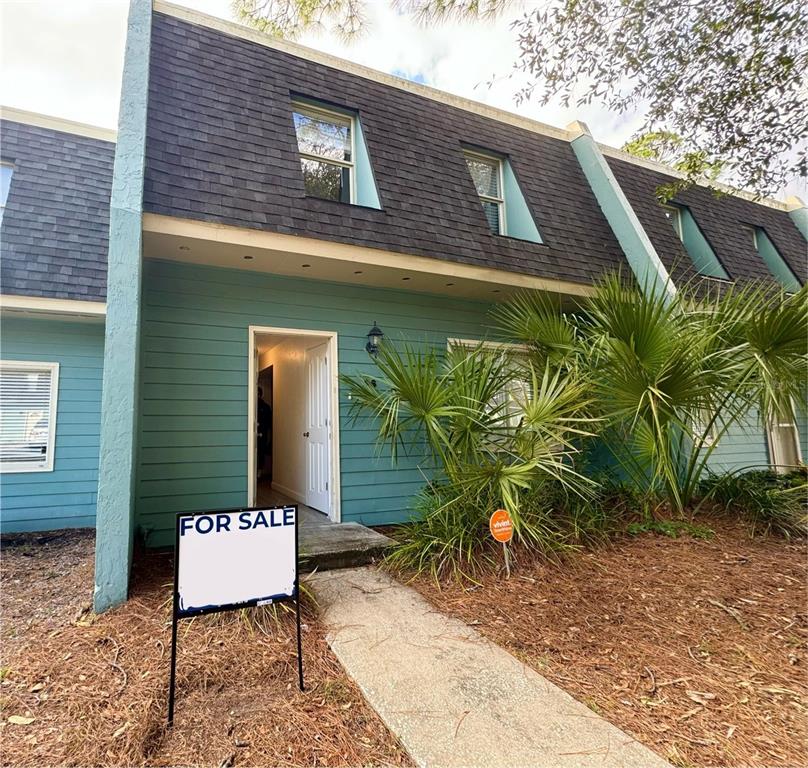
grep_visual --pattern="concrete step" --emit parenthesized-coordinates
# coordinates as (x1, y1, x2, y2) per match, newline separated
(299, 522, 394, 571)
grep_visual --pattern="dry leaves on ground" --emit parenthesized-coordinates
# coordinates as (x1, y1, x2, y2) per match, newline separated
(0, 530, 410, 768)
(410, 517, 807, 768)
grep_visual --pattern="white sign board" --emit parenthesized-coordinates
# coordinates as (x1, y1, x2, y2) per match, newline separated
(176, 506, 297, 616)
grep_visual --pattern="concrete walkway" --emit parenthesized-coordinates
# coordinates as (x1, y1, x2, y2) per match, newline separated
(308, 567, 671, 768)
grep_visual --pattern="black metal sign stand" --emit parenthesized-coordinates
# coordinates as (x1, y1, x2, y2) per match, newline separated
(167, 505, 304, 725)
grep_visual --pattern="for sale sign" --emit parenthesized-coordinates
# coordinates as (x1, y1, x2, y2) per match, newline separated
(168, 505, 303, 724)
(176, 507, 297, 616)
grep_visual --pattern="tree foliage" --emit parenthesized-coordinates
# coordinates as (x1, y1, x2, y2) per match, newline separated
(233, 0, 807, 197)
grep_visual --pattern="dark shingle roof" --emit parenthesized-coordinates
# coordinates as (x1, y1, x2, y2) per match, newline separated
(0, 119, 114, 301)
(608, 156, 807, 287)
(143, 12, 628, 287)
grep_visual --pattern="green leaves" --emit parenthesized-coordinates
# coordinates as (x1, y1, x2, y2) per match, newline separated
(493, 273, 808, 512)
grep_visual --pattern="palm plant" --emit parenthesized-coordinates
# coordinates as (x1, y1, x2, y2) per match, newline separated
(341, 341, 595, 576)
(494, 274, 808, 513)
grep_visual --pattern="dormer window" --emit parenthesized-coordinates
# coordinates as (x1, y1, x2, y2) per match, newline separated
(662, 205, 682, 239)
(464, 150, 505, 235)
(661, 202, 729, 280)
(462, 148, 542, 243)
(292, 102, 355, 203)
(745, 223, 800, 292)
(291, 99, 381, 209)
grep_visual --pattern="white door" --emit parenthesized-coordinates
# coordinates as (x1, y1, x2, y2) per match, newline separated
(304, 341, 331, 516)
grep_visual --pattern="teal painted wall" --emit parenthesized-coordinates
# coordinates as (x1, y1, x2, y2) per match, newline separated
(679, 207, 728, 279)
(354, 118, 381, 209)
(135, 259, 492, 547)
(755, 228, 800, 291)
(502, 161, 542, 243)
(0, 317, 104, 531)
(94, 0, 151, 612)
(706, 409, 770, 474)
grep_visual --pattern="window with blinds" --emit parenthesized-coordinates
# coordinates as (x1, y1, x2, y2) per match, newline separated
(463, 150, 506, 235)
(0, 361, 59, 472)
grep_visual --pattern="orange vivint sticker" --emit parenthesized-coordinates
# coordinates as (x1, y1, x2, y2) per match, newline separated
(489, 509, 513, 543)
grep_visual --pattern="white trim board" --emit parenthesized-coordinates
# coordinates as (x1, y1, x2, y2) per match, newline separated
(0, 106, 116, 143)
(143, 212, 594, 299)
(0, 295, 106, 320)
(248, 325, 341, 523)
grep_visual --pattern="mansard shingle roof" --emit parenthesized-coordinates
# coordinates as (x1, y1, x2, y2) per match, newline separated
(608, 156, 806, 287)
(0, 119, 114, 301)
(143, 11, 628, 287)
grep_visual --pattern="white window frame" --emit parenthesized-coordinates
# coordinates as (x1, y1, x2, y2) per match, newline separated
(447, 338, 529, 428)
(766, 399, 803, 473)
(662, 204, 682, 239)
(463, 150, 507, 236)
(0, 360, 59, 473)
(291, 101, 356, 204)
(0, 162, 13, 224)
(747, 225, 759, 250)
(692, 409, 718, 447)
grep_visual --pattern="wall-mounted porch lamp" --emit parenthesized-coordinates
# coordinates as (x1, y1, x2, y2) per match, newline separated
(365, 321, 384, 357)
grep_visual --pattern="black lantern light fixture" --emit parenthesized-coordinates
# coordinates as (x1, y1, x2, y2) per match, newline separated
(365, 321, 384, 357)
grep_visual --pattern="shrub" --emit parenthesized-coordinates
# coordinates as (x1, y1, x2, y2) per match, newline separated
(700, 469, 807, 537)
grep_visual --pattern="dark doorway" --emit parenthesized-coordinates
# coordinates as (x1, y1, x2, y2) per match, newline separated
(257, 364, 273, 485)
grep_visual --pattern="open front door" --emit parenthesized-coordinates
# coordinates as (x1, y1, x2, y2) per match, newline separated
(304, 341, 331, 516)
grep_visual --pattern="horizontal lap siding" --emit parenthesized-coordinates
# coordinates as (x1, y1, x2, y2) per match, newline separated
(0, 317, 104, 531)
(706, 409, 770, 474)
(136, 259, 490, 546)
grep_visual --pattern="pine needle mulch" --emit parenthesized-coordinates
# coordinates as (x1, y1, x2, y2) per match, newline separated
(409, 518, 807, 768)
(0, 530, 410, 768)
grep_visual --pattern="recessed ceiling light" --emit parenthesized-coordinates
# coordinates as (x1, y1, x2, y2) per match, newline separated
(243, 255, 254, 260)
(179, 245, 190, 251)
(354, 270, 363, 275)
(302, 264, 311, 268)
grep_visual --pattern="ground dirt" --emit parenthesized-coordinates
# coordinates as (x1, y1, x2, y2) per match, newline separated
(410, 517, 807, 768)
(0, 530, 410, 768)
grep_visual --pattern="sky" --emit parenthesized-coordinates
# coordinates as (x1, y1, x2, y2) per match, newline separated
(0, 0, 643, 143)
(0, 1, 801, 199)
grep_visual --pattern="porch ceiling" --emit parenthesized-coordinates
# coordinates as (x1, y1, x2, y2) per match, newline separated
(142, 213, 592, 304)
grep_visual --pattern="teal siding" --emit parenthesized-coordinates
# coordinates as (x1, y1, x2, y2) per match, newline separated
(0, 317, 104, 531)
(706, 409, 770, 474)
(679, 207, 729, 279)
(136, 259, 492, 546)
(755, 228, 800, 291)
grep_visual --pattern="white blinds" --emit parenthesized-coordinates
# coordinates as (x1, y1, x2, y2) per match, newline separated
(0, 362, 58, 472)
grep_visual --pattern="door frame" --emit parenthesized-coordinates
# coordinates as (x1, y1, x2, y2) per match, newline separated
(247, 325, 341, 522)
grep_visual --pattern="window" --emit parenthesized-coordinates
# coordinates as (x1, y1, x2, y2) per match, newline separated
(743, 224, 758, 250)
(448, 339, 530, 428)
(661, 203, 729, 279)
(745, 224, 801, 292)
(662, 205, 682, 239)
(692, 410, 718, 447)
(292, 102, 354, 203)
(464, 151, 506, 235)
(767, 403, 802, 472)
(0, 163, 13, 224)
(0, 361, 59, 473)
